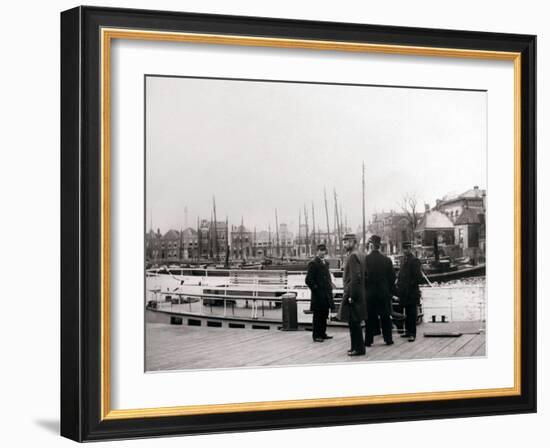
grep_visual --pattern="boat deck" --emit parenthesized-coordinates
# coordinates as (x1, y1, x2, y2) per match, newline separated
(145, 321, 486, 371)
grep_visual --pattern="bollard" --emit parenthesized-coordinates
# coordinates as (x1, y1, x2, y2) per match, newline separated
(441, 315, 446, 323)
(431, 315, 436, 323)
(281, 292, 298, 331)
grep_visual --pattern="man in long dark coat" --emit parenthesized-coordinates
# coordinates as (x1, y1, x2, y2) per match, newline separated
(364, 235, 395, 346)
(338, 233, 367, 356)
(396, 242, 423, 342)
(305, 243, 335, 342)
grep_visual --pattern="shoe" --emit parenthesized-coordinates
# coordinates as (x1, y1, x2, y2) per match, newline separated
(347, 349, 353, 354)
(408, 335, 416, 342)
(400, 333, 411, 338)
(322, 335, 333, 340)
(347, 350, 366, 356)
(313, 337, 325, 342)
(385, 340, 394, 345)
(365, 342, 372, 347)
(397, 329, 405, 334)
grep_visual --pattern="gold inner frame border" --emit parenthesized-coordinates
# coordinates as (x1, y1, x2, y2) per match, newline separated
(99, 27, 522, 421)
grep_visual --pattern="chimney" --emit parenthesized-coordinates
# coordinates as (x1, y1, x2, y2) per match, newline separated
(424, 203, 430, 212)
(474, 185, 479, 190)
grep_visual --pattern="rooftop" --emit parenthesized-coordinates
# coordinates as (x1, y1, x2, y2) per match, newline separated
(416, 210, 454, 231)
(438, 186, 486, 206)
(455, 208, 482, 225)
(161, 229, 180, 240)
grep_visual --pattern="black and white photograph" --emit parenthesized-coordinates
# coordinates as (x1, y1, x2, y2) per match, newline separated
(144, 75, 488, 371)
(0, 0, 544, 444)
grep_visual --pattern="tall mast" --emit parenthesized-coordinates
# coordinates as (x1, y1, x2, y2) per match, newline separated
(209, 212, 213, 259)
(268, 223, 272, 258)
(197, 216, 201, 261)
(253, 226, 257, 258)
(275, 209, 280, 257)
(362, 161, 366, 250)
(225, 216, 230, 267)
(311, 201, 316, 251)
(334, 189, 343, 258)
(340, 204, 344, 233)
(296, 209, 302, 257)
(303, 204, 310, 257)
(179, 227, 183, 261)
(240, 216, 244, 261)
(324, 188, 331, 256)
(333, 191, 338, 255)
(212, 196, 218, 261)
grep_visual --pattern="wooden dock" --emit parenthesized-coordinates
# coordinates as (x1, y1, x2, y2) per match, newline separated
(145, 321, 486, 371)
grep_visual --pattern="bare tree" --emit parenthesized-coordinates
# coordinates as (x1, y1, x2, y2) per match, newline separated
(399, 194, 421, 240)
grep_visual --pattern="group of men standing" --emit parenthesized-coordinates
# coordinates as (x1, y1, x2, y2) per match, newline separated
(305, 233, 423, 357)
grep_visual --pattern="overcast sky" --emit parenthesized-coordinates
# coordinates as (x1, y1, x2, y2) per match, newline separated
(146, 76, 486, 234)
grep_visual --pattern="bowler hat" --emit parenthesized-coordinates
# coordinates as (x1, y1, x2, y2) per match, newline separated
(343, 233, 357, 241)
(402, 241, 412, 249)
(369, 235, 382, 245)
(316, 243, 327, 251)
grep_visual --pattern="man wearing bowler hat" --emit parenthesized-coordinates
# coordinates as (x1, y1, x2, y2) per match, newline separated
(396, 242, 423, 342)
(364, 235, 395, 346)
(337, 233, 367, 356)
(305, 243, 335, 342)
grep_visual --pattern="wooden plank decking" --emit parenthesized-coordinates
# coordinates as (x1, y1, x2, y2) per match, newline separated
(145, 321, 485, 371)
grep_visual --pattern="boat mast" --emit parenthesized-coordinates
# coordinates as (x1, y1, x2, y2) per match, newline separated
(334, 189, 343, 258)
(275, 209, 280, 258)
(311, 201, 316, 252)
(323, 188, 332, 256)
(209, 212, 213, 259)
(298, 208, 302, 258)
(339, 203, 345, 258)
(212, 196, 219, 261)
(303, 204, 310, 257)
(225, 216, 230, 267)
(196, 216, 201, 261)
(268, 223, 272, 258)
(253, 226, 257, 258)
(362, 161, 366, 251)
(179, 226, 183, 261)
(240, 216, 244, 261)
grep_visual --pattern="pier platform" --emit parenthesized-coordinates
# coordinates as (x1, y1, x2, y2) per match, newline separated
(145, 321, 486, 371)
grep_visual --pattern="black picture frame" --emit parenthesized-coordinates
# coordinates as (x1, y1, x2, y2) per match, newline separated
(61, 5, 536, 442)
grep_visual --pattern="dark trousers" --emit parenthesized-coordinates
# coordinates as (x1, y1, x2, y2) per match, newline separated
(349, 320, 365, 353)
(404, 304, 418, 336)
(392, 304, 405, 331)
(365, 313, 393, 344)
(312, 309, 329, 339)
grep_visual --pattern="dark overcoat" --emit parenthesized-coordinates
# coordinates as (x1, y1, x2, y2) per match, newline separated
(365, 249, 396, 315)
(396, 253, 423, 306)
(305, 257, 334, 312)
(337, 249, 368, 323)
